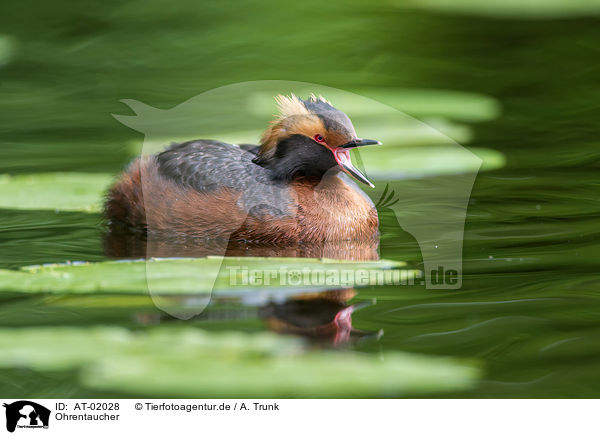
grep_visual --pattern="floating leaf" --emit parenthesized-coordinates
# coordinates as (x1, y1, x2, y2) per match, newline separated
(0, 122, 505, 213)
(0, 257, 418, 296)
(361, 146, 506, 180)
(0, 35, 16, 66)
(398, 0, 600, 18)
(131, 85, 501, 157)
(135, 142, 503, 184)
(0, 173, 114, 212)
(248, 88, 501, 123)
(138, 119, 473, 155)
(0, 327, 479, 397)
(0, 143, 503, 215)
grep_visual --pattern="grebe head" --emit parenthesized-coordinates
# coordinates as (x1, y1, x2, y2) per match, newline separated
(253, 94, 381, 187)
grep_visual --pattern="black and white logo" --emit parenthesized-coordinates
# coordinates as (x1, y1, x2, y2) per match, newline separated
(3, 401, 50, 433)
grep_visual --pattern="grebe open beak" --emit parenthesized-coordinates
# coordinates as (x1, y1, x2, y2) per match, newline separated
(333, 138, 381, 188)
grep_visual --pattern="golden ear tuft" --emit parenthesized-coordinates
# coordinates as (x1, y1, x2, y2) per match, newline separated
(256, 93, 326, 163)
(258, 94, 309, 155)
(274, 93, 310, 118)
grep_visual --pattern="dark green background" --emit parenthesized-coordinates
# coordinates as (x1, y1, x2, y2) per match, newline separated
(0, 0, 599, 397)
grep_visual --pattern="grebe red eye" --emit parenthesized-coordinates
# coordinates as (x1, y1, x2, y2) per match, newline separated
(314, 134, 325, 143)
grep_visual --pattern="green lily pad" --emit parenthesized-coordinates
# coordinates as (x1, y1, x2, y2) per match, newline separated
(361, 146, 506, 179)
(357, 118, 474, 146)
(0, 257, 418, 295)
(398, 0, 600, 18)
(0, 172, 114, 212)
(0, 327, 479, 397)
(357, 89, 501, 123)
(137, 119, 472, 155)
(0, 142, 504, 214)
(248, 88, 501, 123)
(0, 35, 15, 66)
(135, 142, 504, 182)
(130, 86, 500, 157)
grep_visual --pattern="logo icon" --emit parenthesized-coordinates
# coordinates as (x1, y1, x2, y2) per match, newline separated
(3, 401, 50, 433)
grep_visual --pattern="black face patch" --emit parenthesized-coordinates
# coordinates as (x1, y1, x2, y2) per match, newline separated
(270, 134, 338, 179)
